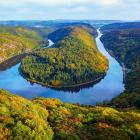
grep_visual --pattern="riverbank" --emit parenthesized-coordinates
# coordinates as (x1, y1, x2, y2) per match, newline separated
(99, 40, 127, 83)
(19, 68, 105, 89)
(0, 54, 27, 71)
(106, 49, 130, 83)
(0, 40, 52, 71)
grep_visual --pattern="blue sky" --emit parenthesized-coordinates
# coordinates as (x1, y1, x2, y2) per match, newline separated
(0, 0, 139, 20)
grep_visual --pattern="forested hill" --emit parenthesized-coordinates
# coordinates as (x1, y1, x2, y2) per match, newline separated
(48, 24, 97, 43)
(1, 89, 140, 140)
(0, 27, 47, 63)
(100, 22, 140, 32)
(20, 26, 108, 87)
(101, 28, 140, 69)
(101, 23, 140, 108)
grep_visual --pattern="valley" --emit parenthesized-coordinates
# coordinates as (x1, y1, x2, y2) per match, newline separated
(0, 23, 124, 105)
(0, 20, 140, 140)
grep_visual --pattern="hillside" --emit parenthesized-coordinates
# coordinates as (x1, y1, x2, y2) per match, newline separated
(48, 24, 98, 42)
(0, 26, 47, 64)
(0, 89, 53, 140)
(1, 89, 140, 140)
(100, 24, 140, 108)
(20, 26, 108, 87)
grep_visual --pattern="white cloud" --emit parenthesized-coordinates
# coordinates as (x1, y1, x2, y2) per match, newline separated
(32, 0, 120, 6)
(97, 0, 120, 5)
(0, 0, 139, 20)
(0, 0, 121, 6)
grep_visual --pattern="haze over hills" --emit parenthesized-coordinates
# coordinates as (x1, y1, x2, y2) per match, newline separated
(0, 20, 121, 28)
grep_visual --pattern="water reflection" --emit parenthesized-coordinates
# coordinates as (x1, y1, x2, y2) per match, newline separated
(29, 75, 105, 93)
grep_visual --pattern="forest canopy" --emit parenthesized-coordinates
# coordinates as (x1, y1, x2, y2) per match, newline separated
(1, 89, 140, 140)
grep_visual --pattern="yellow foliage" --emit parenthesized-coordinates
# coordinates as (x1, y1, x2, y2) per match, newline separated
(51, 80, 64, 86)
(97, 123, 112, 129)
(60, 108, 70, 115)
(102, 108, 119, 116)
(0, 127, 11, 140)
(67, 63, 76, 69)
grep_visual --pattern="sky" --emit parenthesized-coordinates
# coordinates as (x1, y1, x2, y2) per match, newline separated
(0, 0, 139, 20)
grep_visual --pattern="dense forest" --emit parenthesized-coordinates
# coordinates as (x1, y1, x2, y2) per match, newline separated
(20, 26, 108, 87)
(0, 27, 48, 63)
(100, 23, 140, 108)
(1, 89, 140, 140)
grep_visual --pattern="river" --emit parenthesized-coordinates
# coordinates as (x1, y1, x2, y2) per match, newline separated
(0, 29, 125, 105)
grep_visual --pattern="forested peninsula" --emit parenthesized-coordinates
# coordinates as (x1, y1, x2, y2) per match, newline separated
(20, 26, 108, 87)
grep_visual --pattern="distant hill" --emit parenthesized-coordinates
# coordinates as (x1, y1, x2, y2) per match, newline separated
(0, 20, 120, 28)
(101, 22, 140, 32)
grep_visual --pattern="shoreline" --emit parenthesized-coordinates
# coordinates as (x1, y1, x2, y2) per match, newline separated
(19, 69, 105, 89)
(100, 40, 127, 83)
(107, 49, 127, 83)
(0, 53, 27, 71)
(0, 53, 26, 65)
(0, 32, 122, 90)
(0, 42, 51, 71)
(107, 49, 127, 82)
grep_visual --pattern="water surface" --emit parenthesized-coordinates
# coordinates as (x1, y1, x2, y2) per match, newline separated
(0, 30, 125, 105)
